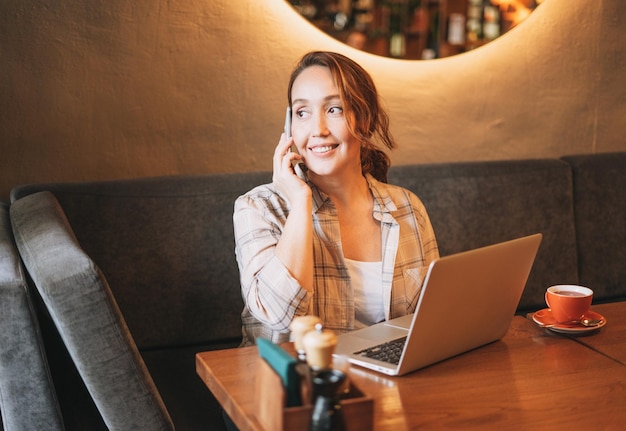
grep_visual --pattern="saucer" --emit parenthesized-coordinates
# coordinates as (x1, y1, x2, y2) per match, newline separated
(532, 308, 606, 334)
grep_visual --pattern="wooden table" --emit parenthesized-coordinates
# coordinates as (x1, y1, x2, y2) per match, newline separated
(197, 312, 626, 431)
(560, 301, 626, 365)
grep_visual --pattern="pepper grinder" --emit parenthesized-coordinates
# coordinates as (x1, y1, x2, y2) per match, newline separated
(302, 324, 345, 431)
(302, 323, 337, 370)
(309, 369, 347, 431)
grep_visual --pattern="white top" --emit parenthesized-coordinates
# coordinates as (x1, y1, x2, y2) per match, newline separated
(345, 258, 385, 329)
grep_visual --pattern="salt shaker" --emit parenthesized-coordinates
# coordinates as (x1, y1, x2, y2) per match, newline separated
(290, 315, 322, 363)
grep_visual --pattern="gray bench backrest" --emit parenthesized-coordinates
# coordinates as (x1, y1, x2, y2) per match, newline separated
(562, 152, 626, 302)
(389, 158, 579, 312)
(11, 172, 271, 350)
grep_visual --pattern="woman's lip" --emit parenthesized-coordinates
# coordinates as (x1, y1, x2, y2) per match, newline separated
(308, 144, 339, 154)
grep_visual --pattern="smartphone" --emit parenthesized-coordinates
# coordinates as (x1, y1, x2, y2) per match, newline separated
(283, 106, 307, 172)
(284, 106, 292, 139)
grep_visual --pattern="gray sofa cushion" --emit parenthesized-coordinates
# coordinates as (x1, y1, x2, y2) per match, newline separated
(562, 152, 626, 301)
(10, 192, 174, 431)
(388, 158, 579, 312)
(0, 202, 64, 431)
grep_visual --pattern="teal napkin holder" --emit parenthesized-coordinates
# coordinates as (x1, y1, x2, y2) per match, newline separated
(256, 338, 301, 407)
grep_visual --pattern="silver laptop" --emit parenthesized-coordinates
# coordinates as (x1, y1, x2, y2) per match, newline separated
(334, 233, 542, 376)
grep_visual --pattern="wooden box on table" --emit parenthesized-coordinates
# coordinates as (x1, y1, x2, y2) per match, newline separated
(255, 358, 373, 431)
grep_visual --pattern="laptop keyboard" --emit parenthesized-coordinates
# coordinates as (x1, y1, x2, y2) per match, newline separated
(354, 337, 407, 365)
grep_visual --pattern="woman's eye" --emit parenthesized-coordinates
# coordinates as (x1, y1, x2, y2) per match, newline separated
(328, 106, 343, 115)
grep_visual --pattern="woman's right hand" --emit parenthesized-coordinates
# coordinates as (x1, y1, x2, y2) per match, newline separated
(271, 133, 314, 292)
(272, 133, 310, 204)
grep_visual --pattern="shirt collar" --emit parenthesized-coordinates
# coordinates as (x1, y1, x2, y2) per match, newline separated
(365, 174, 398, 222)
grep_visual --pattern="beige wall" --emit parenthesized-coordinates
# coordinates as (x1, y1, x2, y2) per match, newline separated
(1, 0, 624, 200)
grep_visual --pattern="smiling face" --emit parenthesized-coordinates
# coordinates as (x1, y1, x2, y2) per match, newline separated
(290, 65, 362, 179)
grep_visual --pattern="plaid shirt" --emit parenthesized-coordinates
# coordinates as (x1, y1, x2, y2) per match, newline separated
(234, 172, 439, 346)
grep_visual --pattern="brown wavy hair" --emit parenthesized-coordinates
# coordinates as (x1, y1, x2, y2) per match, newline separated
(287, 51, 396, 183)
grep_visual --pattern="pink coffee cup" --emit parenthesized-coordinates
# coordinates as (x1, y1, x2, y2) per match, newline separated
(545, 285, 593, 323)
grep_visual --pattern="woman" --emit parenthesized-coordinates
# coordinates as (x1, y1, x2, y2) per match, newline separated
(234, 51, 438, 346)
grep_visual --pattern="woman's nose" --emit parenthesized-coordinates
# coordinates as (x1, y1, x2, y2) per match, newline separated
(311, 113, 330, 137)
